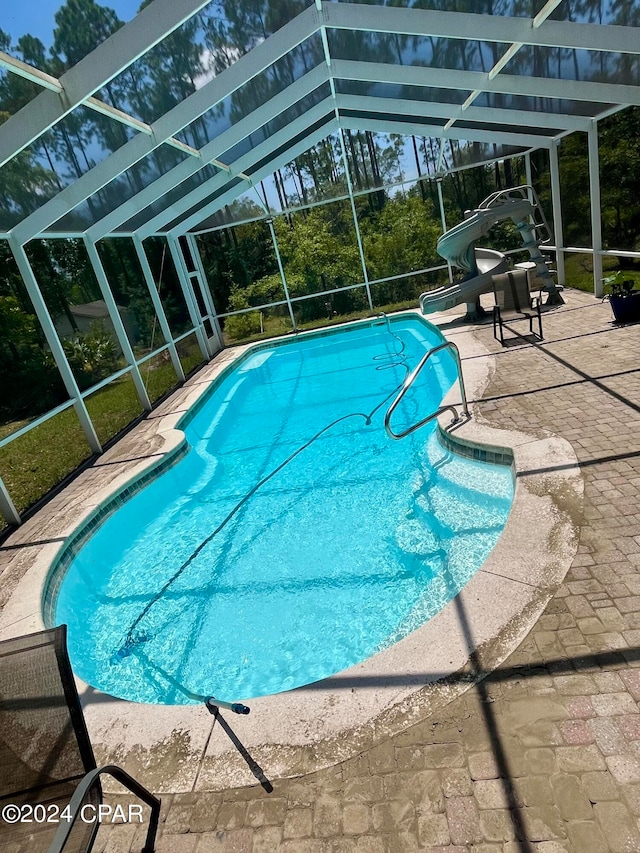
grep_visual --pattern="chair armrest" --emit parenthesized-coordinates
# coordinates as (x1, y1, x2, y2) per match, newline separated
(47, 765, 160, 853)
(531, 295, 541, 309)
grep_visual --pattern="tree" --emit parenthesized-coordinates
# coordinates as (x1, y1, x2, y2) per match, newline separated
(53, 0, 123, 66)
(360, 195, 441, 283)
(598, 107, 640, 254)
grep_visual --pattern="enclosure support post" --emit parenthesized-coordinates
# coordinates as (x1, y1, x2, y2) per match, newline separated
(588, 122, 604, 298)
(185, 234, 224, 349)
(436, 178, 454, 284)
(83, 237, 152, 411)
(8, 238, 102, 454)
(523, 152, 536, 231)
(0, 476, 21, 526)
(548, 141, 566, 287)
(266, 218, 297, 332)
(338, 128, 374, 312)
(167, 236, 212, 360)
(133, 237, 185, 382)
(524, 153, 533, 198)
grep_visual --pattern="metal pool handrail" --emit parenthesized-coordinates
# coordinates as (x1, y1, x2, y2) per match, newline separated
(384, 341, 470, 440)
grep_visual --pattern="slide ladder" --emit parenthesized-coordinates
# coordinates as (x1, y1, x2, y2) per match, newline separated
(480, 185, 562, 305)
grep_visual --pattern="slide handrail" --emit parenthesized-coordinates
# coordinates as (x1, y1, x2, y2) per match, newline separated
(384, 341, 470, 440)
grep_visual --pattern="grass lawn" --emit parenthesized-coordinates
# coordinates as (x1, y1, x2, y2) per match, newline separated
(0, 366, 185, 524)
(141, 359, 181, 403)
(0, 407, 92, 517)
(563, 252, 640, 293)
(84, 376, 144, 446)
(0, 419, 32, 441)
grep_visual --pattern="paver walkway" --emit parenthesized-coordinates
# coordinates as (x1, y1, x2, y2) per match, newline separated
(11, 289, 640, 852)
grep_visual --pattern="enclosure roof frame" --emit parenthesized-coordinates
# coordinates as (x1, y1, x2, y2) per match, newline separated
(0, 0, 638, 243)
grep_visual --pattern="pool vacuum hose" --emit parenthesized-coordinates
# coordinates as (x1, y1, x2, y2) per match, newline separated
(112, 318, 409, 703)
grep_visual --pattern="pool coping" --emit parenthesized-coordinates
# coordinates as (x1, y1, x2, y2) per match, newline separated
(0, 312, 584, 793)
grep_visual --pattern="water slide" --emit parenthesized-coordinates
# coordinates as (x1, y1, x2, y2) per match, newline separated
(420, 186, 561, 319)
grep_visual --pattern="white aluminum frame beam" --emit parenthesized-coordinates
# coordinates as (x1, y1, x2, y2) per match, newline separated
(588, 122, 604, 298)
(3, 0, 637, 246)
(341, 116, 552, 150)
(440, 0, 562, 132)
(86, 65, 329, 240)
(120, 95, 551, 239)
(140, 100, 336, 237)
(167, 236, 213, 360)
(166, 119, 340, 237)
(335, 94, 590, 133)
(186, 141, 534, 235)
(0, 52, 61, 92)
(10, 6, 319, 246)
(8, 238, 102, 454)
(0, 0, 633, 178)
(321, 3, 640, 55)
(0, 0, 213, 168)
(548, 140, 566, 286)
(185, 233, 224, 348)
(0, 477, 21, 526)
(68, 73, 573, 242)
(83, 236, 153, 411)
(337, 127, 373, 311)
(133, 236, 186, 381)
(0, 51, 200, 160)
(265, 218, 297, 331)
(331, 60, 640, 108)
(180, 237, 222, 350)
(436, 178, 453, 284)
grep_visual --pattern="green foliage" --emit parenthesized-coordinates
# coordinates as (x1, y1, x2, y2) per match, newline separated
(224, 312, 262, 341)
(53, 0, 123, 66)
(553, 108, 640, 253)
(599, 108, 640, 252)
(224, 287, 262, 339)
(62, 321, 121, 390)
(274, 205, 362, 296)
(0, 288, 66, 422)
(96, 239, 159, 354)
(603, 270, 637, 297)
(201, 174, 554, 331)
(359, 196, 441, 280)
(0, 294, 36, 344)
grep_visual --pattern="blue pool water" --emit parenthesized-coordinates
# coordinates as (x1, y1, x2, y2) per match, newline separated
(55, 316, 513, 704)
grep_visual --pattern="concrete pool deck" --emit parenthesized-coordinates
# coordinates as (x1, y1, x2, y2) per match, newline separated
(2, 288, 640, 851)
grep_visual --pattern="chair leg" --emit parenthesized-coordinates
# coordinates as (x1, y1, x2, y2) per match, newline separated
(493, 308, 505, 346)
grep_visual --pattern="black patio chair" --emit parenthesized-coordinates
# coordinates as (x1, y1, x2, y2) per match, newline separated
(0, 625, 160, 853)
(492, 269, 543, 345)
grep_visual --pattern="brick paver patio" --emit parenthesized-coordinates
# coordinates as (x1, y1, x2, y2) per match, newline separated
(6, 288, 640, 852)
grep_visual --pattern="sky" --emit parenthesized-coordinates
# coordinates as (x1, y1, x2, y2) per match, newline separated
(1, 0, 141, 49)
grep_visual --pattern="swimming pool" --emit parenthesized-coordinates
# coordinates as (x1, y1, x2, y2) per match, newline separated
(54, 316, 513, 704)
